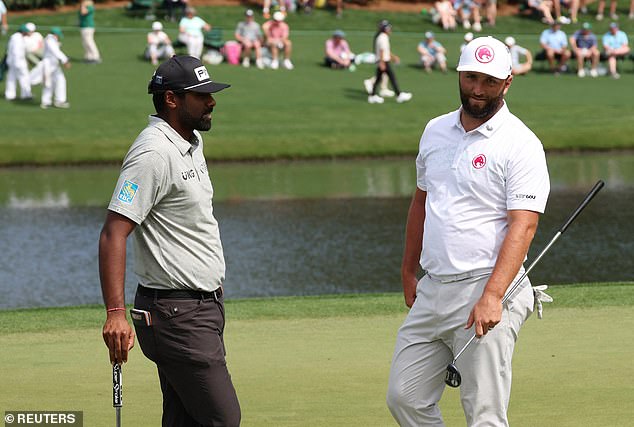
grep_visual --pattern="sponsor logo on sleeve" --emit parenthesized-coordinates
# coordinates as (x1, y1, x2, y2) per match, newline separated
(514, 193, 537, 200)
(117, 180, 139, 204)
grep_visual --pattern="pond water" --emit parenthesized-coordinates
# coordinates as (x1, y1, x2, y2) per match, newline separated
(1, 154, 632, 309)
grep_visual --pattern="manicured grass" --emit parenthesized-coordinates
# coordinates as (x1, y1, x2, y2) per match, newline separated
(0, 284, 633, 426)
(1, 6, 634, 165)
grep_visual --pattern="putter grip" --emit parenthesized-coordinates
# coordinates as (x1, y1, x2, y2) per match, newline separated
(559, 180, 604, 234)
(113, 363, 122, 408)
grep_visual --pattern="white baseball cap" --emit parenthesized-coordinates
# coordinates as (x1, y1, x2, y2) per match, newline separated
(25, 22, 36, 32)
(457, 36, 512, 80)
(464, 32, 474, 42)
(273, 11, 285, 21)
(504, 36, 516, 47)
(152, 21, 163, 31)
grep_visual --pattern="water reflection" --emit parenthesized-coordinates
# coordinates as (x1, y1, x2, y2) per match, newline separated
(1, 154, 632, 309)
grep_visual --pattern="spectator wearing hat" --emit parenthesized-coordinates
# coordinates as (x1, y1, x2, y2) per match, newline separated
(179, 7, 211, 59)
(0, 0, 8, 36)
(235, 9, 264, 69)
(505, 36, 533, 75)
(539, 20, 571, 73)
(433, 0, 457, 31)
(262, 11, 293, 70)
(570, 22, 600, 77)
(368, 20, 412, 104)
(40, 27, 71, 109)
(324, 29, 355, 70)
(23, 22, 44, 66)
(100, 55, 241, 427)
(146, 21, 175, 66)
(79, 0, 101, 64)
(602, 22, 630, 79)
(4, 24, 33, 101)
(417, 31, 448, 73)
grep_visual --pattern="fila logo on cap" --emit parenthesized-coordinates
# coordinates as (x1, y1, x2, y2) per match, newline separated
(475, 45, 494, 64)
(194, 66, 210, 82)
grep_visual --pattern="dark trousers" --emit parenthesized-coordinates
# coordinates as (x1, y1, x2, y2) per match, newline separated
(372, 61, 401, 96)
(133, 286, 241, 427)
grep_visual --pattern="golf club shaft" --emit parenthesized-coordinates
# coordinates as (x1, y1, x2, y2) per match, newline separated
(116, 407, 121, 427)
(451, 180, 605, 364)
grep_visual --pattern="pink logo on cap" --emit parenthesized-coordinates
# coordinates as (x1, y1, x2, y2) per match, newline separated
(472, 154, 487, 169)
(475, 45, 494, 64)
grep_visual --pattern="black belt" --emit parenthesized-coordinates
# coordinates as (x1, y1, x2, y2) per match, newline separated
(137, 284, 223, 300)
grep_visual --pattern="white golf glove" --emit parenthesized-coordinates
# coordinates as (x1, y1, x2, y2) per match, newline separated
(532, 284, 553, 319)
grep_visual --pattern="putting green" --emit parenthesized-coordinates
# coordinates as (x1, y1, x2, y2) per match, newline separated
(1, 304, 632, 426)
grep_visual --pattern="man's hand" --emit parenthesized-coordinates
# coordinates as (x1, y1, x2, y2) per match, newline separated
(402, 274, 418, 308)
(465, 292, 503, 338)
(102, 311, 135, 364)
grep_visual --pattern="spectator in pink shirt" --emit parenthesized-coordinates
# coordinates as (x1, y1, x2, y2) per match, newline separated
(324, 30, 355, 69)
(263, 11, 293, 70)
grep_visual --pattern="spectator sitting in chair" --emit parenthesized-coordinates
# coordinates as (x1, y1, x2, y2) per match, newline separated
(324, 29, 354, 70)
(179, 7, 211, 59)
(146, 21, 175, 66)
(263, 11, 293, 70)
(235, 9, 264, 69)
(602, 22, 630, 79)
(539, 19, 571, 74)
(505, 36, 533, 75)
(570, 22, 599, 78)
(417, 31, 447, 73)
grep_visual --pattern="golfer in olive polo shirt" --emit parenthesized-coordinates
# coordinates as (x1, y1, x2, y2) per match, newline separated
(99, 55, 240, 426)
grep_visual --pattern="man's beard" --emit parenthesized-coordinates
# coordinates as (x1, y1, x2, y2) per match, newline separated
(459, 86, 504, 120)
(179, 106, 213, 132)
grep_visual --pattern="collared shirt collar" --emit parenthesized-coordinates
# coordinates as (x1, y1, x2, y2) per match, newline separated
(453, 101, 510, 138)
(148, 115, 200, 156)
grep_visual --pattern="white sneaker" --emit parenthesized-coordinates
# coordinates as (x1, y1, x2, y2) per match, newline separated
(577, 69, 586, 78)
(283, 59, 294, 70)
(255, 58, 264, 69)
(629, 12, 634, 19)
(558, 16, 571, 24)
(596, 13, 604, 20)
(379, 89, 395, 98)
(363, 78, 374, 94)
(611, 72, 621, 79)
(271, 59, 279, 70)
(396, 92, 413, 103)
(54, 101, 70, 109)
(242, 57, 250, 68)
(40, 103, 51, 109)
(473, 22, 482, 32)
(463, 20, 471, 29)
(589, 68, 598, 77)
(368, 95, 384, 104)
(610, 13, 619, 20)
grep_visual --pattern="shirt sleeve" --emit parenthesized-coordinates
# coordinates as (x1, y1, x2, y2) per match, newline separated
(108, 148, 169, 224)
(505, 138, 550, 213)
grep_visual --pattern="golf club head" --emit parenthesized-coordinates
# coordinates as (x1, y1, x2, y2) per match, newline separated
(445, 363, 461, 388)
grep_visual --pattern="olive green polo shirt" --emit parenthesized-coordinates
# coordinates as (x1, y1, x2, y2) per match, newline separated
(108, 115, 225, 292)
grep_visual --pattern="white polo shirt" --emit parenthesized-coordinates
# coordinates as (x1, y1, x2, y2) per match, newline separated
(108, 116, 225, 292)
(375, 32, 391, 62)
(416, 102, 550, 276)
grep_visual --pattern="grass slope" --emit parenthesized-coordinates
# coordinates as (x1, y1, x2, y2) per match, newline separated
(1, 6, 634, 165)
(1, 284, 633, 426)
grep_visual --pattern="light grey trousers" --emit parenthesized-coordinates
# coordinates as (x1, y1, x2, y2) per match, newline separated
(387, 271, 534, 427)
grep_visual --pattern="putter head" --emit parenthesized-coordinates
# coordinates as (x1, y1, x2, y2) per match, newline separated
(445, 363, 461, 388)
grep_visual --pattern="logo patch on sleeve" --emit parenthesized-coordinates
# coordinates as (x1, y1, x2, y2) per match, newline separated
(117, 180, 139, 204)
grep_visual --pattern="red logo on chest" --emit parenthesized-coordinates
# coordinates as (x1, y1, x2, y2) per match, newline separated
(472, 154, 487, 169)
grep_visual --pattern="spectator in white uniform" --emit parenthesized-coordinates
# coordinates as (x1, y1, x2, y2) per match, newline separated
(5, 24, 33, 101)
(40, 27, 71, 109)
(146, 21, 175, 66)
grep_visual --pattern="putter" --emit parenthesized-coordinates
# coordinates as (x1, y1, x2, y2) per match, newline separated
(445, 180, 605, 388)
(113, 363, 122, 427)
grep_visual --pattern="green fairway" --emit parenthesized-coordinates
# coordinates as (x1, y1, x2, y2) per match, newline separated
(1, 284, 633, 426)
(1, 6, 634, 165)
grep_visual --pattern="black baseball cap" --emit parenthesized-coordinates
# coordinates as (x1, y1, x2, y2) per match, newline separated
(147, 55, 230, 94)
